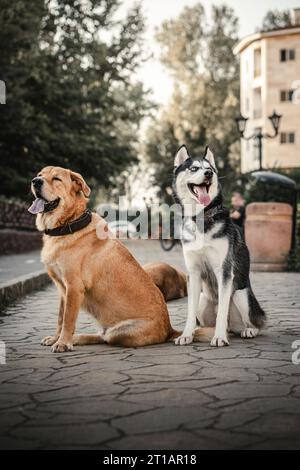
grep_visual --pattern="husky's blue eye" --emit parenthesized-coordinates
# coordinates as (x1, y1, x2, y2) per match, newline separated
(190, 166, 199, 172)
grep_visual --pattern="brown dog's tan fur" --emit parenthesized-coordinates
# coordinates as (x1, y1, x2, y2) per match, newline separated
(32, 166, 214, 352)
(143, 262, 187, 301)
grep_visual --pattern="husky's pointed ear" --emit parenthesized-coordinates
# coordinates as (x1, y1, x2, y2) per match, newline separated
(205, 146, 216, 169)
(174, 145, 190, 168)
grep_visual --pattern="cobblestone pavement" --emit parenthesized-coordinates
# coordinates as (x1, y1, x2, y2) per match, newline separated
(0, 240, 300, 450)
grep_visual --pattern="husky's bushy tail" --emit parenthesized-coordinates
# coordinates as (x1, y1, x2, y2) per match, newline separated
(248, 284, 266, 328)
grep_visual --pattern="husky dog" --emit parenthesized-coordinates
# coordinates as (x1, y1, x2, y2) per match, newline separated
(172, 145, 266, 347)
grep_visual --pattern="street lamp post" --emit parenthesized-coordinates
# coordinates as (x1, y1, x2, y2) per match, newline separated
(235, 110, 282, 171)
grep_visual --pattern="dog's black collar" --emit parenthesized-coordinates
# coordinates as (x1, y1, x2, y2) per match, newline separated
(44, 209, 92, 237)
(191, 204, 227, 225)
(43, 198, 60, 213)
(204, 204, 225, 219)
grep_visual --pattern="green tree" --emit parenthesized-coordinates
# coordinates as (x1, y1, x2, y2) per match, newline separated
(259, 9, 292, 32)
(145, 3, 240, 201)
(144, 113, 178, 203)
(0, 0, 150, 198)
(156, 3, 205, 84)
(0, 0, 46, 196)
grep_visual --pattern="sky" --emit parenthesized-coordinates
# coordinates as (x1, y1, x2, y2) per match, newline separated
(122, 0, 300, 104)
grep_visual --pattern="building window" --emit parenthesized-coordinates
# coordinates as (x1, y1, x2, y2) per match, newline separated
(280, 90, 294, 102)
(280, 132, 295, 144)
(254, 48, 261, 77)
(289, 49, 296, 60)
(280, 49, 296, 62)
(253, 87, 262, 119)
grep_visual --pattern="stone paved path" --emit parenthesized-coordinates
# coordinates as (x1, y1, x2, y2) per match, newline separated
(0, 240, 300, 450)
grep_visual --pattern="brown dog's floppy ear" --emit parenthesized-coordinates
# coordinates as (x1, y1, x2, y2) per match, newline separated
(70, 171, 91, 197)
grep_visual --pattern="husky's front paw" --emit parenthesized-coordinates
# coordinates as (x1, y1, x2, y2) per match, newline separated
(51, 341, 73, 353)
(211, 335, 229, 347)
(241, 328, 258, 339)
(175, 334, 194, 346)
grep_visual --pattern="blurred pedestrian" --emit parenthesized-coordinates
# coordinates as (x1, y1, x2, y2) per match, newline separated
(230, 191, 245, 235)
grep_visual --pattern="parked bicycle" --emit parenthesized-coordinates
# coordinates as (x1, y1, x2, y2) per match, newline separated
(160, 237, 180, 252)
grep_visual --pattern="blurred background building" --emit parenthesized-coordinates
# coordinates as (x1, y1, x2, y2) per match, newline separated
(234, 8, 300, 173)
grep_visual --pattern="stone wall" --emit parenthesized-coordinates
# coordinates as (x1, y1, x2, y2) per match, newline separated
(0, 196, 36, 231)
(0, 229, 42, 255)
(0, 197, 41, 255)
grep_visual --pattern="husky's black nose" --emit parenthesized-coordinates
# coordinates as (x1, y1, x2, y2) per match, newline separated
(32, 177, 43, 189)
(204, 169, 213, 178)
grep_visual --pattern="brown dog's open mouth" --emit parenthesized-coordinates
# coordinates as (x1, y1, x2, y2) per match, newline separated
(187, 183, 211, 206)
(28, 197, 60, 214)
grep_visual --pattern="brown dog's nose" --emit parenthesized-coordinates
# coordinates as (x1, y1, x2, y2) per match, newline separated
(32, 177, 43, 189)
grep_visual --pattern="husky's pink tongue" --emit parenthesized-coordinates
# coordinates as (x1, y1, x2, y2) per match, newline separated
(28, 198, 45, 214)
(194, 185, 211, 206)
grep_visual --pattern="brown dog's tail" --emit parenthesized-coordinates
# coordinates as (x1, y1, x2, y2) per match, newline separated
(168, 327, 215, 342)
(194, 327, 215, 342)
(167, 328, 182, 341)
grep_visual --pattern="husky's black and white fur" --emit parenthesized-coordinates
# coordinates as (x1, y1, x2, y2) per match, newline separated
(173, 145, 266, 347)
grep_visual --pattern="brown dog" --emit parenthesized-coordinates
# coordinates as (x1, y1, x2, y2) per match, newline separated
(29, 166, 213, 352)
(143, 263, 187, 301)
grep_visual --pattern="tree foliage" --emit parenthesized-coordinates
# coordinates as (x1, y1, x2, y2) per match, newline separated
(260, 9, 293, 32)
(144, 3, 240, 202)
(0, 0, 149, 198)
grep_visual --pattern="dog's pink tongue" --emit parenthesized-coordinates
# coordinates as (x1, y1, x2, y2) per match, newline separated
(194, 186, 211, 206)
(28, 198, 45, 214)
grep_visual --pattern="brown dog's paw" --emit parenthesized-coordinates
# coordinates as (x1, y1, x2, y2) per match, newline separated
(51, 341, 73, 353)
(41, 335, 58, 346)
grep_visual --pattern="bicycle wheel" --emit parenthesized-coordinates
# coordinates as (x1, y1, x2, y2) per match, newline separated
(160, 238, 176, 251)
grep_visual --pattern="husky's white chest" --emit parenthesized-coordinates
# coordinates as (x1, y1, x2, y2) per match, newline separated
(182, 222, 228, 272)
